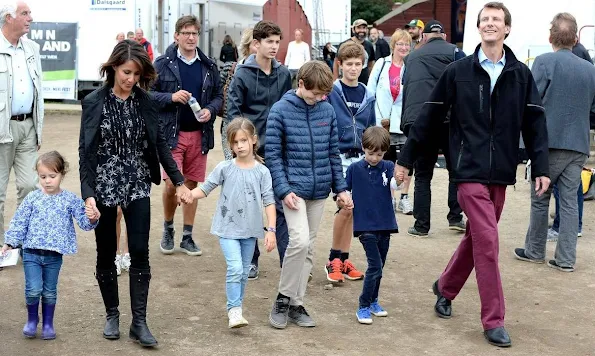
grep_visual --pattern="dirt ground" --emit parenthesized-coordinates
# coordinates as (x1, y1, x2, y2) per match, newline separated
(1, 113, 594, 356)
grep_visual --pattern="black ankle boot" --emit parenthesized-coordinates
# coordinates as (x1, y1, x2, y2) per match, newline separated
(129, 268, 157, 347)
(95, 269, 120, 340)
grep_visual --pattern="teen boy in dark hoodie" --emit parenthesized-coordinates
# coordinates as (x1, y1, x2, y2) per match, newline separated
(226, 20, 292, 279)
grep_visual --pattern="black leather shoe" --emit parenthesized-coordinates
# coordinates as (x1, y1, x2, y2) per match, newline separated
(484, 327, 511, 347)
(432, 280, 452, 319)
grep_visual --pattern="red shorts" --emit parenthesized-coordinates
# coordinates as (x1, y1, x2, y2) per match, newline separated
(161, 130, 208, 182)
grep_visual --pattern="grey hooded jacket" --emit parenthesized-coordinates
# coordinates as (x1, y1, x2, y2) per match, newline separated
(226, 54, 292, 157)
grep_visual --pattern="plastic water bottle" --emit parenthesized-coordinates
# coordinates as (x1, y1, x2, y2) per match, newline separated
(188, 96, 202, 121)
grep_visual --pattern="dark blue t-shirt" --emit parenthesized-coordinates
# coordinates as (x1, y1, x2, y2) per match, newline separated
(340, 81, 366, 116)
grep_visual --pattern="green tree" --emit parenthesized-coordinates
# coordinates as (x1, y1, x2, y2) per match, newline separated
(352, 0, 405, 24)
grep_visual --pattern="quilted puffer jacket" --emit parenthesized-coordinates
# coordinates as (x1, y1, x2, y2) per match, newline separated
(265, 90, 348, 200)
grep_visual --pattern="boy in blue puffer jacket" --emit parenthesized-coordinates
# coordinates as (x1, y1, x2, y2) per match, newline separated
(325, 41, 376, 284)
(266, 61, 353, 329)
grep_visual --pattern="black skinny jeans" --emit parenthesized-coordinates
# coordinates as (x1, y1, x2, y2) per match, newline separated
(95, 197, 151, 270)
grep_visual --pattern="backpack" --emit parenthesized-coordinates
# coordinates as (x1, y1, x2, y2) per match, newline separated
(218, 61, 238, 118)
(582, 168, 595, 200)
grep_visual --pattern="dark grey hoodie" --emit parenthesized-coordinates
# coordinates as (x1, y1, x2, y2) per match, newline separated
(226, 54, 292, 157)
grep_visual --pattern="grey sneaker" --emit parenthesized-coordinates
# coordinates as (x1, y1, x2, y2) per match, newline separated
(160, 228, 175, 254)
(180, 237, 203, 256)
(407, 226, 429, 237)
(248, 264, 259, 280)
(547, 228, 559, 242)
(269, 297, 290, 329)
(448, 220, 466, 232)
(288, 305, 316, 327)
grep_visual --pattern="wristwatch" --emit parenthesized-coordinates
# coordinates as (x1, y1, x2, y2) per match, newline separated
(265, 227, 276, 233)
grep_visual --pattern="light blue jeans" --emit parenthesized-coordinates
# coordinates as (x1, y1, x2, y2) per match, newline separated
(219, 237, 256, 311)
(22, 249, 63, 305)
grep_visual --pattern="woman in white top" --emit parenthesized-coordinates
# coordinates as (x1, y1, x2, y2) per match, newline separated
(368, 29, 414, 214)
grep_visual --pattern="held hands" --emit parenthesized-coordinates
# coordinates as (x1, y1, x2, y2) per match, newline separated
(395, 164, 410, 186)
(85, 197, 101, 221)
(336, 191, 353, 210)
(264, 231, 277, 252)
(283, 192, 300, 210)
(176, 184, 194, 205)
(535, 176, 551, 197)
(172, 90, 192, 104)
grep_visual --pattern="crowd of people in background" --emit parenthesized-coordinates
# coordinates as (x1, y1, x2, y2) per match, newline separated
(2, 0, 595, 351)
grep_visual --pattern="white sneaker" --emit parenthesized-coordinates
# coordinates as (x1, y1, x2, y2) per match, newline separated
(547, 228, 559, 242)
(228, 307, 249, 328)
(121, 253, 131, 272)
(114, 255, 122, 276)
(392, 197, 398, 213)
(398, 196, 413, 215)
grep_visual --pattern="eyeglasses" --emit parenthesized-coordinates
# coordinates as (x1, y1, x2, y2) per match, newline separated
(394, 42, 409, 47)
(179, 31, 199, 38)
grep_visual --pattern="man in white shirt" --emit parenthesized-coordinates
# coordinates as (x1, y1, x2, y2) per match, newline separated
(0, 1, 44, 249)
(284, 28, 310, 88)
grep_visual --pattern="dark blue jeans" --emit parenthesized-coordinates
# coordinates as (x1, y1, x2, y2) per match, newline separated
(358, 232, 390, 308)
(252, 196, 289, 267)
(23, 249, 63, 305)
(552, 182, 583, 232)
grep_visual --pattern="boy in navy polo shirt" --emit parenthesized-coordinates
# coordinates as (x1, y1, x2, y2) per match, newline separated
(342, 126, 398, 324)
(325, 41, 376, 284)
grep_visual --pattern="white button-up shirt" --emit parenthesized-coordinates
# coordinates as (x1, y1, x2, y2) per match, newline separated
(177, 48, 200, 65)
(1, 33, 34, 115)
(478, 47, 506, 93)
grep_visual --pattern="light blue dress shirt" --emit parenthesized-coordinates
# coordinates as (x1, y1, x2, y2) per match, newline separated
(478, 47, 506, 93)
(177, 48, 200, 65)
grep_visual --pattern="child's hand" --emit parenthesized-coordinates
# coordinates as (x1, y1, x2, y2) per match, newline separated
(337, 192, 353, 210)
(264, 231, 277, 252)
(1, 244, 12, 255)
(180, 190, 194, 204)
(85, 205, 100, 220)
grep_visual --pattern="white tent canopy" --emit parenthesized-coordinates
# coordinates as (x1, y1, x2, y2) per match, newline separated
(463, 0, 595, 66)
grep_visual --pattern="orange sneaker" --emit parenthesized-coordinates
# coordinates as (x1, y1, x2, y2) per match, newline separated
(342, 259, 364, 280)
(325, 258, 344, 283)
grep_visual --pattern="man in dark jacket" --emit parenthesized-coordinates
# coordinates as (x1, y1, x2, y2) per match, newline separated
(152, 15, 223, 257)
(572, 38, 593, 64)
(514, 13, 595, 272)
(401, 20, 466, 237)
(369, 27, 390, 60)
(396, 2, 550, 347)
(226, 20, 292, 279)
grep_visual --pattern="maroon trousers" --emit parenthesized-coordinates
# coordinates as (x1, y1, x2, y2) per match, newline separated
(438, 183, 507, 330)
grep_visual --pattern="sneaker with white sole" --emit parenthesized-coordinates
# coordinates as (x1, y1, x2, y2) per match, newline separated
(370, 300, 388, 317)
(160, 227, 175, 254)
(398, 196, 413, 215)
(114, 255, 122, 276)
(547, 228, 559, 242)
(547, 259, 574, 272)
(180, 237, 202, 256)
(248, 264, 259, 280)
(228, 307, 249, 328)
(121, 253, 131, 272)
(392, 197, 398, 213)
(356, 307, 373, 324)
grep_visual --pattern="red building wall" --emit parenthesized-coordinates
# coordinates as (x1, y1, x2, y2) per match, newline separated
(376, 0, 453, 43)
(263, 0, 313, 62)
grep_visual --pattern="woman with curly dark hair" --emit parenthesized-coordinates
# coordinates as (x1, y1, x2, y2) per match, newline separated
(79, 39, 192, 347)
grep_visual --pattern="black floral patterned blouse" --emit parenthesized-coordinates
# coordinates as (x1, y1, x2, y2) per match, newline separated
(95, 89, 152, 208)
